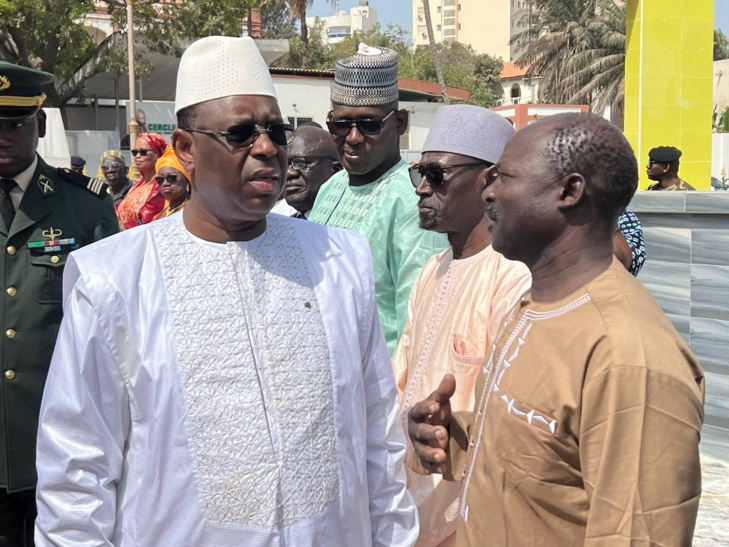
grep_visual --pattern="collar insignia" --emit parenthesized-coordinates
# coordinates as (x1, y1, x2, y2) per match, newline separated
(38, 174, 54, 194)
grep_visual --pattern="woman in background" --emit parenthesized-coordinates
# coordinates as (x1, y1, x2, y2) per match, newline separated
(116, 132, 167, 229)
(153, 146, 191, 220)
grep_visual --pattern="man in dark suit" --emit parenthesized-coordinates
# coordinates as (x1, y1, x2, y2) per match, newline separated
(0, 61, 118, 546)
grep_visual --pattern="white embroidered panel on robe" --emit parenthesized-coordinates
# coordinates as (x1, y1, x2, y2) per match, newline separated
(154, 217, 339, 528)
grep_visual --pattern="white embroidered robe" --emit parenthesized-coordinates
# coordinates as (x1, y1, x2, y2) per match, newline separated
(34, 213, 418, 547)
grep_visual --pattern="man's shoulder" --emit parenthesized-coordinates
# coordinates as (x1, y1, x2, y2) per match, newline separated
(70, 217, 158, 272)
(40, 161, 110, 202)
(377, 161, 416, 199)
(272, 213, 370, 258)
(316, 169, 349, 196)
(584, 261, 699, 378)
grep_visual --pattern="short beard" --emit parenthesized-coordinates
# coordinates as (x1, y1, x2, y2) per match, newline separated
(419, 212, 439, 231)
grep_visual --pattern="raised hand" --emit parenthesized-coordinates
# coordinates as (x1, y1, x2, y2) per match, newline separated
(407, 374, 456, 474)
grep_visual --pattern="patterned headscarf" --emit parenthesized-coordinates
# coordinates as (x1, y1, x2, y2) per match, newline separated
(155, 145, 191, 182)
(137, 132, 168, 157)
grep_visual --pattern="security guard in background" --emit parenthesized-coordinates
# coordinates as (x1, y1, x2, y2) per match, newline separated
(0, 61, 118, 545)
(645, 146, 696, 191)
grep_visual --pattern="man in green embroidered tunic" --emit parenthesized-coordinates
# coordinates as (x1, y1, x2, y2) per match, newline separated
(310, 44, 447, 354)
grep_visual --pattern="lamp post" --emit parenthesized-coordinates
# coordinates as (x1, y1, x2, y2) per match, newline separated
(126, 0, 138, 147)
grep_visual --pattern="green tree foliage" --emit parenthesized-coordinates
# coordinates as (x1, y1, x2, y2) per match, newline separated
(401, 43, 504, 107)
(0, 0, 264, 108)
(715, 29, 729, 61)
(512, 0, 625, 113)
(277, 23, 503, 108)
(713, 105, 729, 133)
(263, 0, 337, 69)
(260, 1, 298, 39)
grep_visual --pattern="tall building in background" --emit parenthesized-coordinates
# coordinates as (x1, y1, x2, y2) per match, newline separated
(307, 1, 378, 45)
(412, 0, 532, 61)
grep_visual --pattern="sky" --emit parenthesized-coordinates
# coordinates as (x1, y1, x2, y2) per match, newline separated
(308, 0, 411, 33)
(309, 1, 729, 38)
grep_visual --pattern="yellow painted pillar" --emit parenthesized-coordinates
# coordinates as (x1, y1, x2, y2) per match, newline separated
(624, 0, 714, 190)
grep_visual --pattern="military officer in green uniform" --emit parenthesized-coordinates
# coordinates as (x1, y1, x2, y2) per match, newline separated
(0, 61, 118, 545)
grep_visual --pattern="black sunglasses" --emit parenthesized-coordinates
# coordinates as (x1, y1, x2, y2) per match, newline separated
(131, 148, 155, 157)
(289, 155, 337, 171)
(101, 162, 124, 170)
(409, 161, 491, 188)
(154, 173, 184, 185)
(326, 110, 395, 137)
(182, 123, 293, 148)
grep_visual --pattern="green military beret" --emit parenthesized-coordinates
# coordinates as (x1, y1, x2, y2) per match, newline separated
(0, 60, 54, 121)
(648, 146, 682, 163)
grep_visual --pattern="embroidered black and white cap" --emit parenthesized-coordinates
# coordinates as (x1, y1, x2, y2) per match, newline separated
(331, 43, 399, 107)
(175, 36, 277, 114)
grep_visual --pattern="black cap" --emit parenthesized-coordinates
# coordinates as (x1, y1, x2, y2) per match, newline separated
(71, 156, 86, 167)
(648, 146, 682, 163)
(0, 60, 54, 121)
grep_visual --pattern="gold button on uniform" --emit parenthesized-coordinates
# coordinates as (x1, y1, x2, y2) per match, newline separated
(6, 246, 15, 256)
(6, 287, 16, 297)
(50, 255, 59, 263)
(6, 329, 16, 339)
(4, 370, 15, 380)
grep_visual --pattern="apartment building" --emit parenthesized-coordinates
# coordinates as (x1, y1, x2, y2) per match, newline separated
(307, 1, 379, 45)
(412, 0, 532, 61)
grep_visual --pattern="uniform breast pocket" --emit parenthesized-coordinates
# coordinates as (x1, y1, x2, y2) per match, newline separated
(27, 253, 68, 304)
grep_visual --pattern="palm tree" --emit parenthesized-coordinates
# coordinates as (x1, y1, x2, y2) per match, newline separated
(265, 0, 334, 69)
(715, 29, 729, 61)
(512, 0, 626, 114)
(421, 0, 450, 104)
(563, 0, 625, 113)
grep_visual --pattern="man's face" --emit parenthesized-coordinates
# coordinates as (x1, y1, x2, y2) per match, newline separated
(101, 156, 127, 184)
(284, 127, 339, 212)
(646, 158, 668, 181)
(0, 112, 45, 178)
(415, 151, 489, 234)
(328, 103, 404, 177)
(482, 123, 561, 262)
(174, 95, 287, 227)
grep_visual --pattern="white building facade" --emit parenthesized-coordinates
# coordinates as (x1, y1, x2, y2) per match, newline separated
(307, 1, 378, 44)
(412, 0, 533, 61)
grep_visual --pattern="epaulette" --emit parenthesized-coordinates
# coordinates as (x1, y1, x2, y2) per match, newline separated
(56, 167, 110, 198)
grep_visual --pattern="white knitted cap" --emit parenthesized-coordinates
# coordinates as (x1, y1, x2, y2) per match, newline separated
(174, 36, 277, 114)
(422, 105, 515, 164)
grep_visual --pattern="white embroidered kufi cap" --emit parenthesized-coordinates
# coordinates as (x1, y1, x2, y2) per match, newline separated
(331, 43, 399, 107)
(421, 105, 515, 164)
(174, 36, 277, 114)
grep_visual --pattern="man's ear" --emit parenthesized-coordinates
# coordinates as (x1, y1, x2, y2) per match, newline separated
(556, 173, 586, 210)
(172, 129, 194, 176)
(36, 110, 47, 139)
(479, 165, 493, 194)
(395, 109, 409, 136)
(331, 160, 343, 174)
